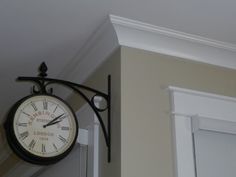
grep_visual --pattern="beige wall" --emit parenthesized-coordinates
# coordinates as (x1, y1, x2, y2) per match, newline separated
(73, 46, 236, 177)
(121, 47, 236, 177)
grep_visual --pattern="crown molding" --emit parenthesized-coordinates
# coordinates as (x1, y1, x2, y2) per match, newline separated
(110, 15, 236, 70)
(59, 14, 236, 84)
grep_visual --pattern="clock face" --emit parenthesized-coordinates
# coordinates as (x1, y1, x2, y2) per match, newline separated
(11, 95, 78, 159)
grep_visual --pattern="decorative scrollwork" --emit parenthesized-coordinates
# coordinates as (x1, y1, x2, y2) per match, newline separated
(30, 62, 54, 94)
(91, 94, 108, 112)
(17, 62, 111, 162)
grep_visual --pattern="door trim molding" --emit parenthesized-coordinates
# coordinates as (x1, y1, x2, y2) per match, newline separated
(169, 86, 236, 177)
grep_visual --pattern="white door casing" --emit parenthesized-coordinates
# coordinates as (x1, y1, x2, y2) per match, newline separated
(169, 86, 236, 177)
(76, 99, 101, 177)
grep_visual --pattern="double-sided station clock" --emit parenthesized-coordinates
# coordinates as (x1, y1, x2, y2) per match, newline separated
(4, 62, 111, 165)
(5, 94, 78, 165)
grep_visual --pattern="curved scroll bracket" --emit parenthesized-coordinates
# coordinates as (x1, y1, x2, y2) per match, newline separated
(17, 62, 112, 162)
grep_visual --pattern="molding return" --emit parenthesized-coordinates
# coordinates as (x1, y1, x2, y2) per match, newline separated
(59, 14, 236, 84)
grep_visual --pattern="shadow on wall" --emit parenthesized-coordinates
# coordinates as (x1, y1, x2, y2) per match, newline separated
(33, 145, 81, 177)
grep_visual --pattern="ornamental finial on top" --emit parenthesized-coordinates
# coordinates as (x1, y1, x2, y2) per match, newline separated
(38, 62, 48, 78)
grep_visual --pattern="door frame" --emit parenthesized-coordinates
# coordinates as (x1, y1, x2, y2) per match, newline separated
(76, 99, 101, 177)
(169, 86, 236, 177)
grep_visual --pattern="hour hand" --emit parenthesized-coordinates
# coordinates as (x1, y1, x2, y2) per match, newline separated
(43, 113, 65, 128)
(45, 120, 61, 127)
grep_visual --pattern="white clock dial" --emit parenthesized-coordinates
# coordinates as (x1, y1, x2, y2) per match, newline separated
(13, 95, 77, 158)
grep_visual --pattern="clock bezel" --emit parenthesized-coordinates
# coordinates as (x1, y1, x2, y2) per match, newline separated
(4, 94, 79, 165)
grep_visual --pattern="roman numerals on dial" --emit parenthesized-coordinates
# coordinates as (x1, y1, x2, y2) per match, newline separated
(22, 111, 31, 117)
(43, 100, 48, 110)
(53, 105, 58, 113)
(13, 95, 77, 159)
(42, 144, 46, 153)
(58, 135, 67, 144)
(20, 131, 29, 140)
(28, 139, 36, 150)
(53, 143, 58, 151)
(18, 123, 27, 127)
(61, 126, 69, 131)
(31, 102, 38, 111)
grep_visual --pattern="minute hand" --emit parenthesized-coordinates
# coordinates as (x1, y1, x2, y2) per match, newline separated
(43, 113, 65, 128)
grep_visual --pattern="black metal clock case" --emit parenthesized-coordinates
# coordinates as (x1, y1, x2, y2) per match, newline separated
(4, 94, 79, 165)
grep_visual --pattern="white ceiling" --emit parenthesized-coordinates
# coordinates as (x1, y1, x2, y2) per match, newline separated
(0, 0, 236, 121)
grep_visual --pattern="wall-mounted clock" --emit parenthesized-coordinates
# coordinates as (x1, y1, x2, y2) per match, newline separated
(4, 94, 78, 165)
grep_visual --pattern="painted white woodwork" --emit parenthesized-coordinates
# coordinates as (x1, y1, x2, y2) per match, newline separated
(169, 86, 236, 177)
(77, 129, 89, 146)
(60, 15, 236, 87)
(192, 115, 236, 135)
(76, 100, 101, 177)
(171, 114, 196, 177)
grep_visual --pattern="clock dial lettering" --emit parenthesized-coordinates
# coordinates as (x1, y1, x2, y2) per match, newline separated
(20, 131, 29, 140)
(42, 144, 46, 153)
(61, 126, 69, 131)
(31, 102, 38, 111)
(58, 135, 67, 144)
(43, 100, 48, 110)
(22, 111, 31, 117)
(53, 143, 58, 151)
(28, 139, 36, 150)
(53, 105, 58, 113)
(18, 123, 27, 127)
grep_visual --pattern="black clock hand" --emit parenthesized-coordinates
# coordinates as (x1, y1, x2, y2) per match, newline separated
(43, 113, 65, 128)
(44, 120, 62, 127)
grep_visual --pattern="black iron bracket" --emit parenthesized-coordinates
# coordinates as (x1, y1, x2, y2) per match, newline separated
(17, 62, 111, 162)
